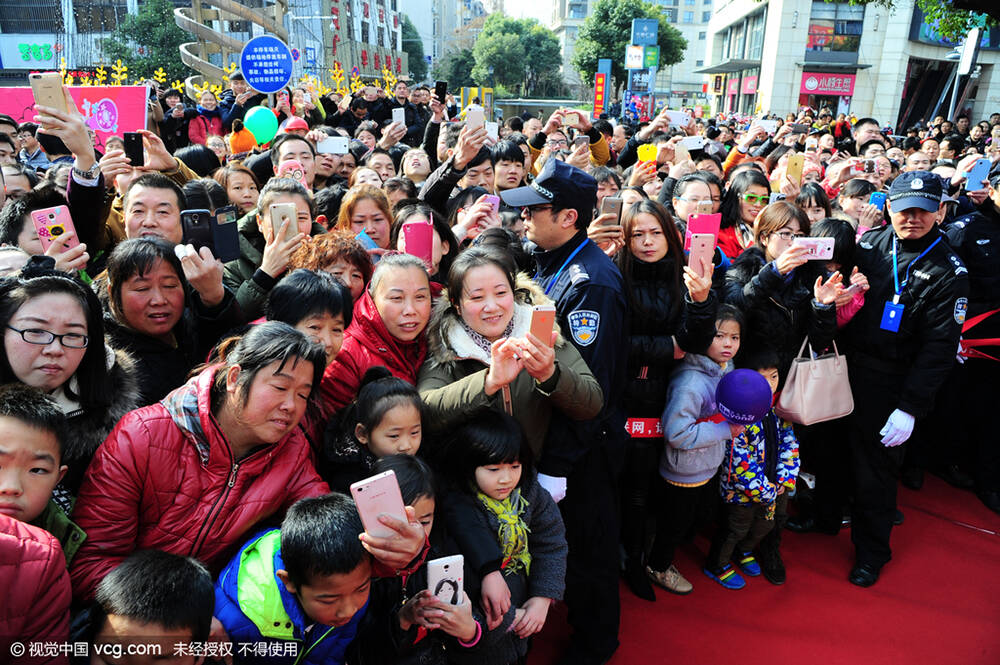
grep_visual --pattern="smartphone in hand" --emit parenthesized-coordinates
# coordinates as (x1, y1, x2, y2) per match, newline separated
(350, 470, 408, 539)
(427, 555, 465, 605)
(31, 205, 80, 252)
(792, 236, 835, 260)
(268, 202, 299, 243)
(687, 233, 715, 279)
(402, 221, 433, 267)
(600, 196, 623, 226)
(529, 305, 556, 346)
(29, 72, 68, 114)
(123, 132, 144, 167)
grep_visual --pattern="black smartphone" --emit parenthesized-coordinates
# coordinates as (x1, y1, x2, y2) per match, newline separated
(434, 80, 447, 103)
(788, 123, 810, 134)
(180, 209, 213, 252)
(211, 205, 241, 263)
(123, 132, 144, 166)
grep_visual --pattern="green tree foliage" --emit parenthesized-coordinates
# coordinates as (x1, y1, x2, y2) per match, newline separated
(472, 14, 563, 96)
(572, 0, 686, 94)
(431, 49, 476, 89)
(100, 0, 191, 81)
(821, 0, 996, 42)
(400, 14, 428, 82)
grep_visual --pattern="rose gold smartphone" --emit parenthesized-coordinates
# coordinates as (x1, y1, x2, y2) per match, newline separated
(530, 304, 556, 347)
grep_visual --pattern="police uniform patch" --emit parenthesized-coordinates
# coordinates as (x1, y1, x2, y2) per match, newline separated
(954, 297, 968, 325)
(568, 310, 600, 346)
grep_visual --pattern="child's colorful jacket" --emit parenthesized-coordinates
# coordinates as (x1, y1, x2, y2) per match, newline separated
(720, 408, 799, 506)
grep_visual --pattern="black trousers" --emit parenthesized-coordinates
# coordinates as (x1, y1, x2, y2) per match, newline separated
(797, 417, 852, 532)
(647, 474, 719, 571)
(560, 438, 623, 660)
(961, 358, 1000, 493)
(619, 435, 659, 562)
(848, 367, 907, 568)
(707, 493, 789, 570)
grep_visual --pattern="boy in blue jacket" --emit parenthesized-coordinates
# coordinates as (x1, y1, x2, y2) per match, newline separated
(215, 493, 434, 665)
(706, 350, 800, 588)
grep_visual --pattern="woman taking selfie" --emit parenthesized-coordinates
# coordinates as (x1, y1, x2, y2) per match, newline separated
(614, 200, 717, 599)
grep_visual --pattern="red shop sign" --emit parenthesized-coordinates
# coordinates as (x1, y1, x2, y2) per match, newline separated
(741, 75, 757, 95)
(726, 78, 739, 95)
(800, 72, 855, 96)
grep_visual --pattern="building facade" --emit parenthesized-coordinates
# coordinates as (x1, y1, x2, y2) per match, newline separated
(698, 0, 1000, 127)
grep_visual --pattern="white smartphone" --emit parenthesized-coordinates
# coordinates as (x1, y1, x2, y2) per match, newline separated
(466, 105, 485, 130)
(663, 110, 690, 127)
(757, 119, 778, 135)
(793, 236, 835, 260)
(678, 135, 706, 151)
(485, 121, 499, 141)
(426, 554, 464, 605)
(392, 107, 406, 126)
(316, 136, 350, 155)
(350, 470, 408, 539)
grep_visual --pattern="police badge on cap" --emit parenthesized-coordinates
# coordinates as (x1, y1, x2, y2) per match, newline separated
(888, 171, 942, 212)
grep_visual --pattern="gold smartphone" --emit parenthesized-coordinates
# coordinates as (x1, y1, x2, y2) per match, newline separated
(29, 72, 68, 114)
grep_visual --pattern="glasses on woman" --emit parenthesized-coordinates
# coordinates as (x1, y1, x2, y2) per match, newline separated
(742, 193, 770, 205)
(6, 326, 88, 348)
(774, 230, 806, 241)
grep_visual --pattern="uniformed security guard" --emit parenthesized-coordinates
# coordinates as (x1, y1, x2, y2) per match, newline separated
(843, 170, 969, 587)
(943, 168, 1000, 515)
(501, 159, 628, 665)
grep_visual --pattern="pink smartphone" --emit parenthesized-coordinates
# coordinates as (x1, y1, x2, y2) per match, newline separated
(684, 213, 721, 251)
(484, 194, 500, 215)
(529, 305, 556, 347)
(31, 205, 80, 252)
(688, 233, 715, 279)
(402, 221, 434, 267)
(792, 236, 835, 260)
(277, 159, 308, 189)
(350, 470, 407, 539)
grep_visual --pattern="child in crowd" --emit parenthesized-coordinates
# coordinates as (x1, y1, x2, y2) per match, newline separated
(441, 409, 567, 665)
(214, 493, 427, 665)
(835, 178, 880, 233)
(322, 366, 425, 492)
(71, 550, 214, 665)
(810, 218, 869, 328)
(706, 350, 800, 589)
(375, 454, 485, 665)
(646, 304, 744, 594)
(0, 383, 87, 564)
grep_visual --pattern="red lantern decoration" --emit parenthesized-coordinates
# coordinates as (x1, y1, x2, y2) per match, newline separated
(374, 53, 380, 70)
(363, 2, 369, 18)
(396, 57, 402, 74)
(361, 50, 368, 65)
(378, 8, 384, 23)
(393, 15, 399, 28)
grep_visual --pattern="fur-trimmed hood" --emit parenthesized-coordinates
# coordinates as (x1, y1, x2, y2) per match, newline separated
(425, 273, 565, 370)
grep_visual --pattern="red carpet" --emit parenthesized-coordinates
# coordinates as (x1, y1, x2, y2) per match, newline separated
(529, 476, 1000, 664)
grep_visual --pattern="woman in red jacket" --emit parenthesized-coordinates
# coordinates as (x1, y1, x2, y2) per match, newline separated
(320, 253, 432, 413)
(67, 321, 428, 604)
(188, 90, 224, 146)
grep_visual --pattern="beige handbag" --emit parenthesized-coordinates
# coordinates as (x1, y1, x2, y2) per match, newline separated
(775, 338, 854, 425)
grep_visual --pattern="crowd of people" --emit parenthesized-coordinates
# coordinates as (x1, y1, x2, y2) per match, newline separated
(0, 70, 998, 665)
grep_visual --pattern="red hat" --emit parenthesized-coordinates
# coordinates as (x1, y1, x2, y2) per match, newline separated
(282, 116, 309, 133)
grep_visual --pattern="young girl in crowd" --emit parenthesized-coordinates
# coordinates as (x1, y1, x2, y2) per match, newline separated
(442, 409, 567, 665)
(795, 181, 833, 225)
(707, 350, 799, 588)
(645, 304, 744, 595)
(835, 178, 880, 232)
(322, 366, 425, 493)
(375, 454, 487, 665)
(809, 218, 869, 328)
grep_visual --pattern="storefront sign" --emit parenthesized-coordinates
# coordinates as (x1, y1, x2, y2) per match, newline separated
(628, 68, 654, 93)
(593, 72, 607, 118)
(631, 18, 659, 46)
(643, 46, 660, 69)
(741, 76, 758, 95)
(800, 72, 855, 96)
(0, 34, 60, 68)
(625, 45, 644, 70)
(727, 78, 739, 95)
(712, 75, 724, 94)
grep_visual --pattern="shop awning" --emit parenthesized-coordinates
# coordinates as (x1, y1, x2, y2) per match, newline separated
(693, 59, 761, 74)
(796, 62, 872, 71)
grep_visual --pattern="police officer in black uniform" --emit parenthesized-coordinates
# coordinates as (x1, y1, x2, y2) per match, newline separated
(944, 168, 1000, 514)
(501, 159, 628, 665)
(843, 171, 969, 586)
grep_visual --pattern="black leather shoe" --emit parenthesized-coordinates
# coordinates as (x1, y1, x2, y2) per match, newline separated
(893, 509, 904, 526)
(935, 464, 975, 489)
(901, 465, 924, 490)
(786, 515, 815, 533)
(623, 558, 656, 602)
(849, 563, 881, 587)
(758, 545, 786, 585)
(978, 490, 1000, 516)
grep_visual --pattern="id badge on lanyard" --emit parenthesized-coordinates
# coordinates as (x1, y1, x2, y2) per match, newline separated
(882, 235, 941, 334)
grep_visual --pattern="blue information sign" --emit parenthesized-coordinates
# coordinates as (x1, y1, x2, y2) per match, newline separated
(240, 35, 293, 94)
(631, 18, 659, 46)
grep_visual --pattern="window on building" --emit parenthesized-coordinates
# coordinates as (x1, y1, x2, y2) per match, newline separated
(568, 2, 586, 19)
(696, 59, 704, 66)
(747, 10, 766, 59)
(362, 20, 370, 43)
(377, 25, 384, 46)
(807, 1, 864, 52)
(664, 8, 677, 22)
(2, 0, 64, 32)
(699, 31, 706, 39)
(685, 0, 696, 5)
(702, 11, 711, 21)
(683, 11, 694, 23)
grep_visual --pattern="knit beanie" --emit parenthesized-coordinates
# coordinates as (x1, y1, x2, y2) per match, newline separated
(228, 119, 258, 154)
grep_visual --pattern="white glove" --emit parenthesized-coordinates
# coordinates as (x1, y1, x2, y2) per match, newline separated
(537, 473, 567, 503)
(879, 409, 915, 447)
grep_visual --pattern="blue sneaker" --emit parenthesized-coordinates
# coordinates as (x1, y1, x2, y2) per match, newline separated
(736, 552, 761, 577)
(703, 564, 746, 590)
